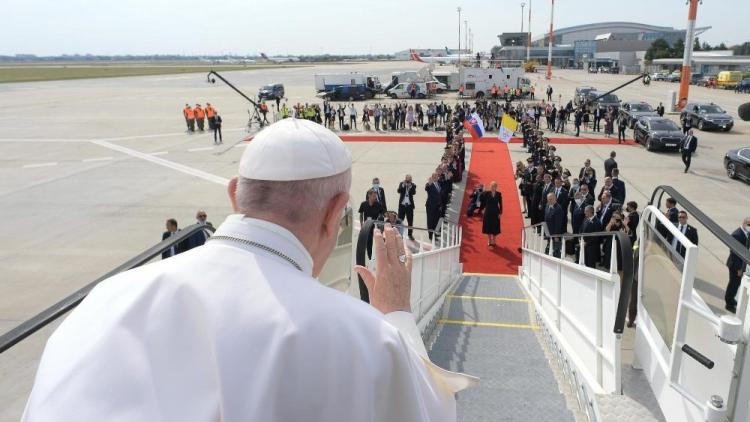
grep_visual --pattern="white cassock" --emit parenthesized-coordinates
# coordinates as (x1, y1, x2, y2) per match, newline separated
(23, 215, 476, 421)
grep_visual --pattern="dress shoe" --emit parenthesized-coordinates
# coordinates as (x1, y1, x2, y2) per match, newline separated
(726, 304, 737, 314)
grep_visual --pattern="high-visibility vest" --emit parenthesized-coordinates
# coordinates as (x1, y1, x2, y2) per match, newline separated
(184, 107, 194, 119)
(194, 107, 205, 119)
(281, 104, 289, 118)
(205, 106, 215, 118)
(491, 85, 498, 94)
(459, 85, 464, 93)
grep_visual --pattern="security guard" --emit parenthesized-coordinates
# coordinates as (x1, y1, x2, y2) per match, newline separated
(183, 104, 195, 132)
(194, 104, 206, 131)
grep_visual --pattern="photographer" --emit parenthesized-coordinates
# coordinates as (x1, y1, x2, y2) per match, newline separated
(397, 175, 417, 240)
(466, 184, 485, 217)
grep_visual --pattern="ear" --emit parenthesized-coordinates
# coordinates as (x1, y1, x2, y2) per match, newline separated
(227, 176, 239, 212)
(322, 192, 350, 238)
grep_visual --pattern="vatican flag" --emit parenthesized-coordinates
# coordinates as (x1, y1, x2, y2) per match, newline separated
(498, 114, 518, 143)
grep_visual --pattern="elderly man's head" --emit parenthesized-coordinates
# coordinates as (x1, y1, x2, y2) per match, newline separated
(228, 120, 352, 277)
(546, 192, 557, 205)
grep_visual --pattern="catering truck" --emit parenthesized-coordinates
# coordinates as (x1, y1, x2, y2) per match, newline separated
(458, 67, 530, 99)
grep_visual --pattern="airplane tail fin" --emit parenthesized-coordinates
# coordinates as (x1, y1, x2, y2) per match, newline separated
(445, 47, 450, 55)
(260, 53, 269, 61)
(409, 49, 425, 63)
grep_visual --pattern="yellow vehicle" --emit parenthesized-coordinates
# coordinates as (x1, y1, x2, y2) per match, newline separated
(717, 71, 743, 89)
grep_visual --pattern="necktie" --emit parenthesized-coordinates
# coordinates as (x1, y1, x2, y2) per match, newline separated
(673, 225, 684, 249)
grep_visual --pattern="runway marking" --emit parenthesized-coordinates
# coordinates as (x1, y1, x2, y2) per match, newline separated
(438, 319, 538, 330)
(22, 162, 58, 168)
(149, 151, 168, 156)
(82, 156, 114, 163)
(0, 138, 87, 143)
(91, 140, 229, 186)
(234, 144, 246, 148)
(188, 146, 215, 152)
(448, 294, 529, 303)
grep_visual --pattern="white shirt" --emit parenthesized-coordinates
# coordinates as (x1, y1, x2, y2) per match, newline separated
(23, 215, 475, 422)
(672, 224, 687, 249)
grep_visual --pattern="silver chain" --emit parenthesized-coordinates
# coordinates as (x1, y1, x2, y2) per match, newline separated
(208, 235, 303, 272)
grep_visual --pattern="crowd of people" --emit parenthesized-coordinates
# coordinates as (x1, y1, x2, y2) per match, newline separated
(357, 124, 467, 242)
(181, 103, 223, 143)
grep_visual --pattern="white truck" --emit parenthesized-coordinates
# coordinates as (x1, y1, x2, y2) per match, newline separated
(384, 67, 447, 93)
(432, 69, 460, 91)
(387, 82, 429, 99)
(459, 67, 530, 99)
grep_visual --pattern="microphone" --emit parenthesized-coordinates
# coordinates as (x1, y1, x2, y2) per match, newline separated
(739, 102, 750, 122)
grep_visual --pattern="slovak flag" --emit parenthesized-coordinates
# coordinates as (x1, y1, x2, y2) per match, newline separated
(463, 113, 485, 138)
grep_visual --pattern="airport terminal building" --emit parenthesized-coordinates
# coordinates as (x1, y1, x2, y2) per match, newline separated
(494, 22, 710, 73)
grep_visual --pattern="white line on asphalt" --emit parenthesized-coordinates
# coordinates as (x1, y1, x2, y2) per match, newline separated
(82, 156, 114, 163)
(91, 140, 229, 186)
(0, 138, 87, 143)
(234, 144, 246, 148)
(22, 162, 58, 168)
(149, 151, 168, 156)
(188, 146, 215, 152)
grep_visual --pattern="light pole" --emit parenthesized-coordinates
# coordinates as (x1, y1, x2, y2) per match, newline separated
(465, 20, 469, 54)
(521, 2, 526, 33)
(546, 0, 554, 80)
(678, 0, 699, 111)
(527, 0, 532, 62)
(457, 7, 461, 65)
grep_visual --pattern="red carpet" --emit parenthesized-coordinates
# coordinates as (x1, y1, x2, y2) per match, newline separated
(458, 138, 524, 275)
(244, 134, 636, 145)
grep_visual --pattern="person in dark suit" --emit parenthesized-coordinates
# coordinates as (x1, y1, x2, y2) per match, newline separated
(482, 181, 503, 248)
(624, 201, 639, 244)
(593, 108, 602, 132)
(579, 159, 596, 180)
(681, 129, 698, 173)
(544, 193, 565, 257)
(184, 210, 213, 251)
(604, 151, 618, 178)
(578, 184, 595, 208)
(537, 173, 554, 214)
(161, 218, 182, 260)
(529, 174, 545, 225)
(725, 218, 750, 313)
(358, 189, 384, 225)
(466, 184, 485, 217)
(425, 173, 443, 240)
(597, 177, 620, 204)
(396, 175, 416, 240)
(367, 177, 387, 213)
(580, 206, 602, 268)
(610, 168, 626, 205)
(552, 177, 569, 231)
(670, 211, 699, 258)
(571, 192, 587, 234)
(657, 197, 680, 240)
(597, 191, 618, 228)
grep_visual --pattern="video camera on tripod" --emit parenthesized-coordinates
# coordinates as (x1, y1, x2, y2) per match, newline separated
(206, 70, 268, 130)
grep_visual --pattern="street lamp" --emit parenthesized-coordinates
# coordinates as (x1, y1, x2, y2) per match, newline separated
(465, 20, 469, 54)
(521, 2, 526, 33)
(457, 6, 461, 64)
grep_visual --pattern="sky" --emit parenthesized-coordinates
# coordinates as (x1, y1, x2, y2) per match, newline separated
(3, 0, 749, 56)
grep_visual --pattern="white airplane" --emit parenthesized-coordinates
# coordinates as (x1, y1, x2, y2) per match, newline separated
(409, 48, 491, 65)
(199, 57, 256, 65)
(260, 53, 299, 63)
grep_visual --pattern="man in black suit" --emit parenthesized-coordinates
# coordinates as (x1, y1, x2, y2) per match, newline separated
(161, 218, 182, 260)
(553, 177, 569, 231)
(597, 191, 618, 228)
(681, 129, 698, 173)
(670, 211, 699, 258)
(578, 184, 595, 207)
(397, 174, 417, 240)
(578, 158, 596, 180)
(580, 205, 602, 268)
(185, 210, 213, 251)
(610, 168, 626, 205)
(657, 197, 680, 240)
(537, 173, 554, 214)
(604, 151, 618, 178)
(571, 192, 587, 234)
(544, 193, 565, 258)
(725, 218, 750, 313)
(367, 177, 387, 212)
(425, 173, 443, 240)
(597, 177, 620, 204)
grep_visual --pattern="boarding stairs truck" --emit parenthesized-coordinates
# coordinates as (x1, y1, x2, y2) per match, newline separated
(4, 183, 750, 422)
(460, 66, 531, 99)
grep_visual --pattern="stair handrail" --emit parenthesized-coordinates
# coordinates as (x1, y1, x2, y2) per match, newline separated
(650, 184, 750, 268)
(0, 223, 216, 354)
(522, 221, 634, 334)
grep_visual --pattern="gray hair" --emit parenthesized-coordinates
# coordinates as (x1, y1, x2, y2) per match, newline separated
(236, 169, 351, 224)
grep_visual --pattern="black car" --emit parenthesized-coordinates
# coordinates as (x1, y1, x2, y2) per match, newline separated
(585, 91, 621, 113)
(573, 86, 596, 107)
(258, 83, 285, 100)
(725, 148, 750, 182)
(619, 101, 658, 128)
(689, 73, 704, 85)
(680, 102, 734, 131)
(633, 117, 684, 151)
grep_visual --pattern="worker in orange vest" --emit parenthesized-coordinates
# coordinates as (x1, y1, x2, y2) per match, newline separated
(490, 83, 498, 99)
(458, 84, 464, 98)
(260, 101, 269, 124)
(183, 104, 195, 132)
(194, 104, 205, 131)
(205, 103, 216, 130)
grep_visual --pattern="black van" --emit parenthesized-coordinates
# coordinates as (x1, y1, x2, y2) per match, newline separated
(259, 83, 285, 100)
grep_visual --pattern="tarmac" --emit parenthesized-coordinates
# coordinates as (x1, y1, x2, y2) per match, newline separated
(0, 61, 749, 419)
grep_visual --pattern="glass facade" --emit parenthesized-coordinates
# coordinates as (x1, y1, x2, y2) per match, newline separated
(574, 40, 597, 64)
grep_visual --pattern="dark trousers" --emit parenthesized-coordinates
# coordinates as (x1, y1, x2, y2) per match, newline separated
(593, 118, 601, 131)
(398, 205, 414, 238)
(350, 115, 357, 129)
(374, 116, 380, 130)
(726, 268, 743, 308)
(338, 116, 344, 129)
(207, 117, 215, 130)
(575, 124, 580, 137)
(213, 126, 222, 143)
(187, 118, 195, 131)
(682, 151, 692, 171)
(618, 127, 626, 142)
(196, 118, 205, 131)
(426, 208, 440, 240)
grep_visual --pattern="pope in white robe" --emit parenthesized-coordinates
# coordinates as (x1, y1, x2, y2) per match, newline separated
(22, 119, 476, 421)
